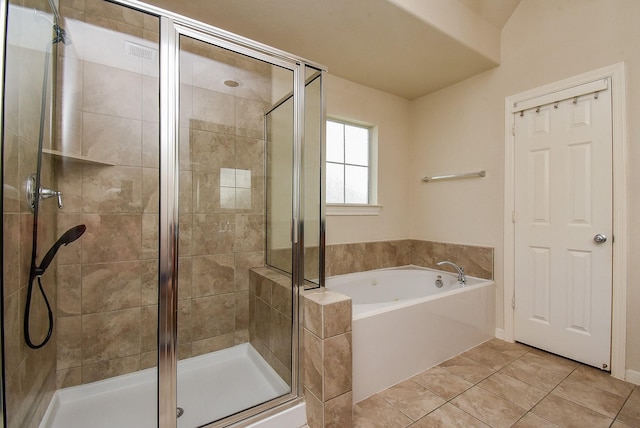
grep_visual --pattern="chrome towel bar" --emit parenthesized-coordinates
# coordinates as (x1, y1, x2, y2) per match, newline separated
(421, 170, 485, 183)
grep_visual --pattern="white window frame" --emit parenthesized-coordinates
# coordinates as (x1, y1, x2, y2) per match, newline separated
(325, 117, 380, 216)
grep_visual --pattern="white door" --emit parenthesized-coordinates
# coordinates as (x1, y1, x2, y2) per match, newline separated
(514, 81, 613, 370)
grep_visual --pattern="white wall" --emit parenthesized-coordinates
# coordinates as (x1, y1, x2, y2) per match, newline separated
(325, 74, 411, 244)
(409, 0, 640, 374)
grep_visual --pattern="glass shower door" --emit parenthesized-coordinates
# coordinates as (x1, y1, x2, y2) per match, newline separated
(2, 0, 162, 426)
(174, 31, 297, 427)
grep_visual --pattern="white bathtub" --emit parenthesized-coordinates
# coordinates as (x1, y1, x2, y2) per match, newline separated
(326, 266, 495, 403)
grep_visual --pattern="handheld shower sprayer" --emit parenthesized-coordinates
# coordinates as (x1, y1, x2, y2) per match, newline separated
(24, 224, 86, 349)
(33, 224, 85, 277)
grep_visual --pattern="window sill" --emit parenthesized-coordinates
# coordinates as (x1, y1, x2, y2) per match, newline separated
(326, 204, 382, 216)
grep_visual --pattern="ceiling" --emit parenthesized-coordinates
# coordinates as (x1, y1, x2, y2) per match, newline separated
(146, 0, 521, 100)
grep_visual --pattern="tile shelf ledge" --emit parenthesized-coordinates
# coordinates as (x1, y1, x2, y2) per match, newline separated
(43, 149, 116, 166)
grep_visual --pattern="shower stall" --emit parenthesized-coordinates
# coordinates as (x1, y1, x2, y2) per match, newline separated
(0, 0, 325, 427)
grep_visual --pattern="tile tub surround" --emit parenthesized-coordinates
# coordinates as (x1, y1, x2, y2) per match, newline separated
(353, 338, 639, 428)
(249, 267, 354, 427)
(302, 289, 353, 428)
(325, 239, 493, 280)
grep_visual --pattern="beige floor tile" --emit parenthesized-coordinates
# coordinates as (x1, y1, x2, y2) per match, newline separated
(552, 377, 627, 418)
(531, 394, 613, 428)
(378, 380, 446, 421)
(484, 338, 530, 354)
(617, 387, 640, 428)
(353, 394, 413, 428)
(511, 412, 562, 428)
(462, 342, 523, 370)
(411, 366, 473, 400)
(523, 348, 580, 376)
(568, 365, 635, 398)
(413, 403, 489, 428)
(611, 420, 635, 428)
(451, 386, 527, 428)
(438, 355, 495, 384)
(499, 357, 567, 392)
(478, 372, 547, 410)
(353, 341, 637, 428)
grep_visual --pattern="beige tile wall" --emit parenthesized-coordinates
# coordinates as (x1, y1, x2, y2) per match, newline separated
(302, 289, 353, 428)
(249, 267, 294, 385)
(248, 267, 354, 428)
(3, 1, 60, 426)
(326, 239, 493, 279)
(54, 0, 271, 388)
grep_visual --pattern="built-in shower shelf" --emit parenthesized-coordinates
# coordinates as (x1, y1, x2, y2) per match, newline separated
(42, 149, 116, 166)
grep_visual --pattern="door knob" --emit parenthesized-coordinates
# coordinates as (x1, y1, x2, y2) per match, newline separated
(593, 234, 607, 244)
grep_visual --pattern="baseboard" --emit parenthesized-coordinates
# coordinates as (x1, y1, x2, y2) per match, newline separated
(626, 369, 640, 386)
(495, 328, 505, 340)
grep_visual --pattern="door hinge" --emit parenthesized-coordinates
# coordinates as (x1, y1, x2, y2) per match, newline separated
(512, 295, 516, 310)
(512, 123, 515, 136)
(512, 211, 516, 223)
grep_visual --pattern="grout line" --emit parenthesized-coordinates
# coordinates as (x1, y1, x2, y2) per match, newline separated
(611, 388, 635, 425)
(367, 343, 630, 428)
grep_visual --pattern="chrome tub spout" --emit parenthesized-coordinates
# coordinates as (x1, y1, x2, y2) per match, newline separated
(436, 260, 466, 285)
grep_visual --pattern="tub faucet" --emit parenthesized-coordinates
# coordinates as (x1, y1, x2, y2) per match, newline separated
(436, 261, 466, 285)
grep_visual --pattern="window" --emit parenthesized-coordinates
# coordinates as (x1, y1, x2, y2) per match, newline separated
(326, 120, 371, 204)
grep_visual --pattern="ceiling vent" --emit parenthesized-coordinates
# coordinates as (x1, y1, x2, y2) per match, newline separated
(124, 40, 157, 61)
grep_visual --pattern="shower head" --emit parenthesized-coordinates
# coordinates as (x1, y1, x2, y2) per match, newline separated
(35, 224, 86, 276)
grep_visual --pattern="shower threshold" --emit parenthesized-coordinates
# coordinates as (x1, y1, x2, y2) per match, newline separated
(40, 343, 292, 428)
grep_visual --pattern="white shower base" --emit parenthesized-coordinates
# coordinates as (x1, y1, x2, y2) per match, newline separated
(40, 343, 298, 428)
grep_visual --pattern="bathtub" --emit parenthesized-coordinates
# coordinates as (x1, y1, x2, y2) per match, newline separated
(326, 266, 495, 403)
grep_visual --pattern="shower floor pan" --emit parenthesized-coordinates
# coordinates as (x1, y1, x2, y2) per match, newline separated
(40, 343, 292, 428)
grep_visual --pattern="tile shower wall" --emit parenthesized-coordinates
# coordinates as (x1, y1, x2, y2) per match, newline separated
(54, 0, 271, 388)
(53, 0, 161, 389)
(3, 1, 60, 425)
(249, 267, 293, 385)
(249, 267, 354, 428)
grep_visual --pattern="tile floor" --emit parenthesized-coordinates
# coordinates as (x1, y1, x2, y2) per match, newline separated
(353, 339, 640, 428)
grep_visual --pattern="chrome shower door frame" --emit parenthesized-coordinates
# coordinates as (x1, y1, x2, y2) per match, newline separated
(131, 1, 325, 426)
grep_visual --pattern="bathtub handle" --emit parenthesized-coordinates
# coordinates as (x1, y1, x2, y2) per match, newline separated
(435, 275, 444, 288)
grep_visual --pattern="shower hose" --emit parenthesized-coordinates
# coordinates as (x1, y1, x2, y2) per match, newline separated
(24, 36, 55, 350)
